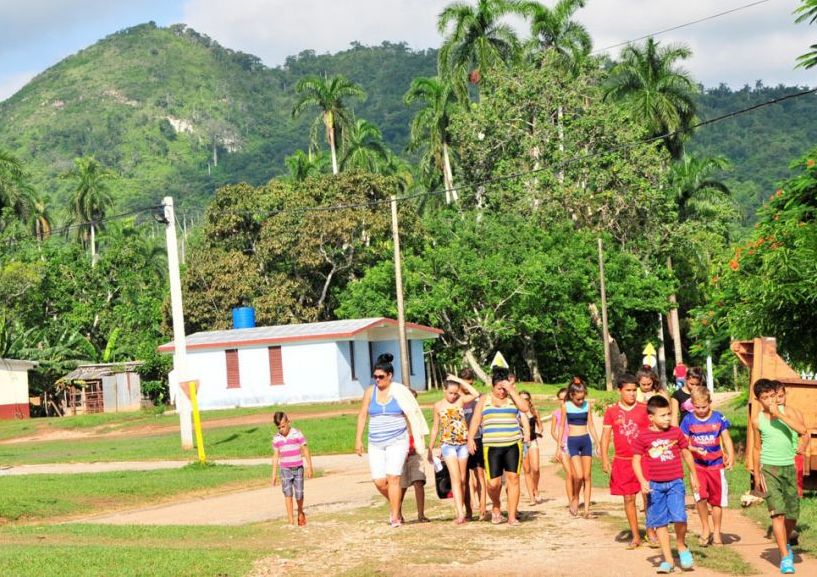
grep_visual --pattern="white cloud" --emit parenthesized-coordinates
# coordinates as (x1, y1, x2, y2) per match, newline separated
(0, 70, 36, 102)
(182, 0, 815, 87)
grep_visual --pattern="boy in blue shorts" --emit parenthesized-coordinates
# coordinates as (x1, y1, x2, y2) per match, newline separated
(634, 395, 700, 573)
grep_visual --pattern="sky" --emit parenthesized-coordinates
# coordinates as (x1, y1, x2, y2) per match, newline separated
(0, 0, 815, 102)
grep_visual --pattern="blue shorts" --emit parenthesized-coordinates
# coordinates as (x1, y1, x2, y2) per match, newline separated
(441, 443, 469, 459)
(567, 434, 592, 457)
(646, 478, 687, 528)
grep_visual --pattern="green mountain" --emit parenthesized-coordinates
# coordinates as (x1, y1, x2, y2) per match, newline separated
(1, 22, 815, 223)
(0, 23, 436, 214)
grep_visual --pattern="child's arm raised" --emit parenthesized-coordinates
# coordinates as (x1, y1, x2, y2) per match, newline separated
(355, 386, 374, 457)
(771, 403, 807, 436)
(302, 442, 314, 479)
(720, 429, 735, 471)
(681, 447, 700, 493)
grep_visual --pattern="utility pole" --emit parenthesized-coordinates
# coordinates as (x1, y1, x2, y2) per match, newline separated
(657, 313, 668, 389)
(597, 238, 613, 391)
(390, 195, 411, 388)
(163, 197, 194, 449)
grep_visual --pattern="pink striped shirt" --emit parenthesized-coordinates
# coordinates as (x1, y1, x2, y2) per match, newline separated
(273, 428, 307, 469)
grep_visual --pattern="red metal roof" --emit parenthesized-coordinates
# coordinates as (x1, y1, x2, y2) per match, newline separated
(158, 317, 442, 353)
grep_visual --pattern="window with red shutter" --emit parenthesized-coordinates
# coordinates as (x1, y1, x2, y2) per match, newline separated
(225, 349, 240, 389)
(268, 346, 284, 385)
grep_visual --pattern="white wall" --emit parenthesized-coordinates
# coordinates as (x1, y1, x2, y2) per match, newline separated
(337, 340, 369, 399)
(0, 366, 29, 404)
(189, 342, 342, 409)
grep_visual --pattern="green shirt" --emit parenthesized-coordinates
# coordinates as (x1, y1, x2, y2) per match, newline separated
(758, 407, 798, 466)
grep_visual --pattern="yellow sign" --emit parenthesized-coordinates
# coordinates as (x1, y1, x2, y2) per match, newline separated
(181, 379, 207, 464)
(491, 351, 509, 369)
(643, 342, 657, 356)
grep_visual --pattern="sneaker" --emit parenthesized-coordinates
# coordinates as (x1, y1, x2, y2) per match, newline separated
(657, 561, 674, 574)
(780, 557, 795, 574)
(678, 549, 694, 570)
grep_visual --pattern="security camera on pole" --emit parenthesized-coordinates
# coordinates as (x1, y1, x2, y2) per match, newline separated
(161, 197, 194, 449)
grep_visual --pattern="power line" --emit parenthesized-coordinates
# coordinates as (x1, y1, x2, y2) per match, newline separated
(593, 0, 774, 54)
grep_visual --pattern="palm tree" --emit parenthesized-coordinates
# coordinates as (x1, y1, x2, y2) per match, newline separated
(0, 149, 35, 226)
(603, 37, 697, 159)
(62, 156, 115, 267)
(795, 0, 817, 68)
(292, 75, 366, 175)
(518, 0, 591, 72)
(437, 0, 520, 97)
(340, 119, 390, 172)
(669, 155, 731, 223)
(30, 196, 52, 241)
(285, 149, 328, 181)
(404, 76, 461, 203)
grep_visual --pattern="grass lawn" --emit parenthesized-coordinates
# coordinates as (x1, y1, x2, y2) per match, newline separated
(0, 463, 273, 522)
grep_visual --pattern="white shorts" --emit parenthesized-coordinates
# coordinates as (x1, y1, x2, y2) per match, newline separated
(368, 434, 410, 480)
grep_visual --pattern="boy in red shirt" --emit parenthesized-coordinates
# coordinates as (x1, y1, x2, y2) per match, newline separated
(602, 373, 651, 549)
(633, 395, 700, 574)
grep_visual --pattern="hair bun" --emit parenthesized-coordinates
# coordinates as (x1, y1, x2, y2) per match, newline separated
(377, 353, 394, 364)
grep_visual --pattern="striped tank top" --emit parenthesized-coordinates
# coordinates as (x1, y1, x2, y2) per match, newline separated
(481, 398, 521, 447)
(367, 386, 407, 447)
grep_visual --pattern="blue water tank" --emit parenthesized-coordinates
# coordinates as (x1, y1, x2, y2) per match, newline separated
(232, 307, 256, 329)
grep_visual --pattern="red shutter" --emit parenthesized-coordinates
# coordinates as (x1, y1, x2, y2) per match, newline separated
(269, 346, 284, 385)
(226, 349, 240, 389)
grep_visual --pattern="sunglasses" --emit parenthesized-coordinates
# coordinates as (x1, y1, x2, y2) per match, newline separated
(373, 374, 388, 380)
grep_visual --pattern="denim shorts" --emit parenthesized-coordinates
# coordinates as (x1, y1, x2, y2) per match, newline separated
(646, 478, 687, 528)
(280, 465, 304, 500)
(441, 443, 469, 460)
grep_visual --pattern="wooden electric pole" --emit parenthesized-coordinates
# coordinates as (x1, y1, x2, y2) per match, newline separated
(390, 195, 411, 387)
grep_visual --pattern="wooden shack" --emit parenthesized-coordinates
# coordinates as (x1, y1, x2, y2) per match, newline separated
(732, 337, 817, 486)
(57, 362, 143, 415)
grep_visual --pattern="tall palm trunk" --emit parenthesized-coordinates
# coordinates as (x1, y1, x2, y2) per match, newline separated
(666, 256, 683, 364)
(556, 105, 565, 185)
(325, 111, 339, 175)
(442, 141, 456, 203)
(90, 223, 97, 268)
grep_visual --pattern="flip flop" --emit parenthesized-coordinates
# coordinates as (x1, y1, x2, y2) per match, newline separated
(508, 518, 521, 527)
(626, 541, 642, 550)
(656, 561, 674, 574)
(417, 516, 431, 523)
(698, 534, 712, 547)
(679, 549, 694, 570)
(491, 511, 507, 525)
(647, 538, 661, 549)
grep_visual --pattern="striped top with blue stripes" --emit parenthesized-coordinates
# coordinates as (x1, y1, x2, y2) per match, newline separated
(367, 386, 407, 447)
(481, 399, 521, 447)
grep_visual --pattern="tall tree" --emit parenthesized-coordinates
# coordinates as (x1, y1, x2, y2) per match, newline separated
(519, 0, 591, 71)
(404, 76, 461, 202)
(437, 0, 520, 96)
(339, 119, 390, 172)
(604, 37, 697, 160)
(285, 150, 327, 182)
(0, 149, 34, 227)
(669, 155, 732, 224)
(292, 74, 366, 175)
(63, 156, 115, 267)
(795, 0, 817, 69)
(30, 196, 53, 242)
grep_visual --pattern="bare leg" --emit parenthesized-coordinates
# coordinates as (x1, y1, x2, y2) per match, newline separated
(387, 475, 403, 523)
(413, 482, 427, 521)
(696, 500, 711, 541)
(463, 466, 472, 518)
(581, 456, 593, 516)
(569, 455, 583, 514)
(444, 455, 466, 521)
(529, 444, 541, 502)
(373, 478, 389, 500)
(675, 521, 689, 552)
(522, 450, 536, 504)
(559, 453, 574, 505)
(711, 506, 723, 544)
(458, 458, 469, 517)
(506, 472, 521, 524)
(655, 525, 673, 566)
(284, 495, 295, 525)
(475, 467, 487, 519)
(771, 515, 790, 559)
(623, 494, 641, 544)
(487, 477, 503, 519)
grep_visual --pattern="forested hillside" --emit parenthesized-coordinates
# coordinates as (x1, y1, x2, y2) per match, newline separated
(0, 22, 814, 223)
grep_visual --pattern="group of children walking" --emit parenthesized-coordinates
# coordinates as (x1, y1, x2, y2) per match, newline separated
(271, 359, 808, 574)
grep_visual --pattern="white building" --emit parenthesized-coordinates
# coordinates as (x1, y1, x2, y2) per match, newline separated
(158, 318, 442, 410)
(0, 359, 37, 419)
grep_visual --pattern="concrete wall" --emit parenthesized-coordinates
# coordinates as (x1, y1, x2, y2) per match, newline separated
(0, 364, 31, 419)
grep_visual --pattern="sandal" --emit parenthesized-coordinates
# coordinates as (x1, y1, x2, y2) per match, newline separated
(698, 534, 712, 547)
(780, 557, 795, 574)
(657, 561, 674, 574)
(647, 537, 661, 549)
(491, 511, 507, 525)
(390, 519, 402, 528)
(679, 549, 694, 570)
(508, 518, 521, 527)
(417, 516, 431, 523)
(626, 541, 642, 550)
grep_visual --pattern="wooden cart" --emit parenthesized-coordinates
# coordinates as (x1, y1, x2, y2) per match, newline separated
(732, 337, 817, 488)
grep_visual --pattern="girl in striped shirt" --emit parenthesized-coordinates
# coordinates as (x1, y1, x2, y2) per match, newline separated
(467, 367, 530, 526)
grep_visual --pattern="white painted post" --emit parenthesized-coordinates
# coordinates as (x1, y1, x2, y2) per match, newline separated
(391, 195, 411, 388)
(706, 339, 715, 393)
(163, 197, 194, 449)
